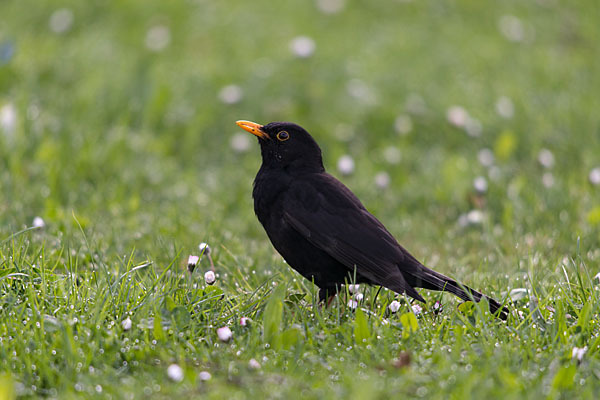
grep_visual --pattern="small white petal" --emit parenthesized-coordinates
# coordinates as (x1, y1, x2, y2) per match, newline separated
(290, 36, 316, 58)
(446, 106, 468, 128)
(375, 172, 390, 190)
(571, 346, 587, 361)
(0, 103, 17, 134)
(187, 255, 199, 266)
(588, 167, 600, 185)
(354, 293, 364, 302)
(383, 146, 402, 164)
(498, 15, 525, 42)
(230, 132, 252, 153)
(145, 25, 171, 52)
(473, 176, 488, 193)
(466, 210, 484, 225)
(121, 317, 132, 331)
(218, 85, 243, 105)
(316, 0, 345, 14)
(32, 216, 45, 228)
(495, 96, 514, 119)
(167, 364, 184, 382)
(411, 304, 422, 315)
(347, 299, 358, 309)
(388, 300, 401, 313)
(217, 326, 232, 342)
(477, 148, 495, 167)
(542, 172, 554, 188)
(347, 284, 360, 294)
(538, 149, 555, 169)
(465, 117, 482, 137)
(337, 155, 355, 175)
(198, 371, 212, 381)
(394, 115, 412, 135)
(346, 79, 376, 105)
(204, 270, 216, 285)
(49, 8, 74, 34)
(239, 317, 251, 326)
(248, 358, 261, 369)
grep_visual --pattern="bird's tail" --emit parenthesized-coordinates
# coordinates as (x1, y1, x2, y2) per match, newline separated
(411, 267, 509, 320)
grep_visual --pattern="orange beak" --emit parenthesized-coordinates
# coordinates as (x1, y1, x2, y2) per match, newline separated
(236, 120, 270, 140)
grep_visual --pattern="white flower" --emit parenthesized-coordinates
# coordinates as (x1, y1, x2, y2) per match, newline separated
(589, 167, 600, 186)
(571, 346, 587, 361)
(473, 176, 488, 194)
(411, 304, 422, 315)
(316, 0, 345, 14)
(218, 85, 243, 105)
(495, 96, 514, 119)
(477, 148, 495, 167)
(121, 317, 132, 331)
(187, 255, 199, 267)
(383, 146, 401, 165)
(32, 216, 45, 228)
(199, 242, 211, 256)
(347, 299, 358, 310)
(498, 15, 525, 42)
(204, 270, 216, 285)
(337, 155, 355, 175)
(289, 36, 315, 58)
(198, 371, 212, 381)
(354, 293, 364, 302)
(467, 210, 484, 224)
(446, 106, 469, 128)
(388, 300, 401, 313)
(394, 115, 412, 135)
(49, 8, 74, 34)
(248, 358, 261, 369)
(542, 172, 554, 188)
(230, 132, 251, 153)
(375, 172, 390, 190)
(346, 79, 376, 105)
(347, 284, 360, 294)
(465, 117, 482, 137)
(0, 103, 17, 134)
(239, 317, 251, 326)
(167, 364, 184, 382)
(145, 25, 171, 52)
(538, 149, 555, 169)
(217, 326, 232, 342)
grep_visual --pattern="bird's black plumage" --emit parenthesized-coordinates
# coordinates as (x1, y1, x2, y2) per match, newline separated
(236, 120, 508, 319)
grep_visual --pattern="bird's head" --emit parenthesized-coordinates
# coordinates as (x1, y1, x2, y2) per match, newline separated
(236, 120, 324, 172)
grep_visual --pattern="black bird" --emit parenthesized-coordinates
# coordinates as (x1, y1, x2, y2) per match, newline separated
(236, 120, 508, 319)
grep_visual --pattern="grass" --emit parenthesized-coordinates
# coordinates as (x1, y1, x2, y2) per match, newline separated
(1, 0, 600, 398)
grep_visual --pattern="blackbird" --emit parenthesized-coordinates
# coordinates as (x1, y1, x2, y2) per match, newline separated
(236, 120, 508, 319)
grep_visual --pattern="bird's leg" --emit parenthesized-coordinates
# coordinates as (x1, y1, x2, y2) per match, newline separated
(318, 287, 337, 307)
(326, 294, 336, 307)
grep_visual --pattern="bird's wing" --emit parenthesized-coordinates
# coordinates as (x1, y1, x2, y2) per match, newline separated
(283, 173, 425, 301)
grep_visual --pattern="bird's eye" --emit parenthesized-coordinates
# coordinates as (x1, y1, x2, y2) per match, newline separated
(277, 131, 290, 141)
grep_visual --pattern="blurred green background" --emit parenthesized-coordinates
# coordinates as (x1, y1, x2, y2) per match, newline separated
(2, 0, 600, 398)
(2, 0, 599, 258)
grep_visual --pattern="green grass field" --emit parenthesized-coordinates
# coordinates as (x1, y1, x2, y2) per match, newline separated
(1, 0, 600, 398)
